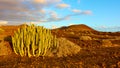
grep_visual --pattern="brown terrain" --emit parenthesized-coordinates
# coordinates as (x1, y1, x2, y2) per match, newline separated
(0, 24, 120, 68)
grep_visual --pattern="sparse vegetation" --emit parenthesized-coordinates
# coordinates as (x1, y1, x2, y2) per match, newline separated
(79, 36, 92, 40)
(0, 24, 120, 68)
(102, 40, 112, 47)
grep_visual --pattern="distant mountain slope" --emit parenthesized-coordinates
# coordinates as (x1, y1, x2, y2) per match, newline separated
(94, 26, 120, 32)
(55, 24, 97, 32)
(68, 24, 96, 31)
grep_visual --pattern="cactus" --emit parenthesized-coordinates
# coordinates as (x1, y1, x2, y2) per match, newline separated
(0, 28, 4, 33)
(12, 24, 58, 57)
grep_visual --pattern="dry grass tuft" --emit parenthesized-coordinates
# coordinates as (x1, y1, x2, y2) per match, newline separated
(102, 40, 112, 47)
(79, 36, 92, 40)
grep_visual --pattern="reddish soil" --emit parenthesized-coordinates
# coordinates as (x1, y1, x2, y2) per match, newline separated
(0, 24, 120, 68)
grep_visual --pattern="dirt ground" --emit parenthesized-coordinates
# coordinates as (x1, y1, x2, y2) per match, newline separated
(0, 24, 120, 68)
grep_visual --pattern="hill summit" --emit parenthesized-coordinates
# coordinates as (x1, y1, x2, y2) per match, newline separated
(59, 24, 96, 31)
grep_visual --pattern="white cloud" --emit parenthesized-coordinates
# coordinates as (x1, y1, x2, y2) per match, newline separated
(0, 20, 8, 25)
(33, 0, 61, 5)
(39, 9, 46, 14)
(50, 11, 58, 19)
(82, 10, 92, 14)
(52, 25, 57, 29)
(0, 0, 92, 24)
(72, 9, 81, 13)
(94, 26, 120, 32)
(0, 0, 62, 23)
(49, 0, 61, 3)
(28, 21, 41, 24)
(69, 23, 73, 26)
(56, 3, 70, 8)
(34, 0, 46, 4)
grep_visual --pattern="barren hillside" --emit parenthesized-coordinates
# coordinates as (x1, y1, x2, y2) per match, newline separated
(0, 24, 120, 68)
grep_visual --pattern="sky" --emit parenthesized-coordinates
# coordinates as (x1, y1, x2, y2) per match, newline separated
(0, 0, 120, 31)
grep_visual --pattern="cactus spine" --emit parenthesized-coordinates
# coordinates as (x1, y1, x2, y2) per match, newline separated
(12, 24, 58, 57)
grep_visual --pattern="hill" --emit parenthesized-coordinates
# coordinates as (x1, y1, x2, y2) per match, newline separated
(67, 24, 96, 31)
(54, 24, 96, 32)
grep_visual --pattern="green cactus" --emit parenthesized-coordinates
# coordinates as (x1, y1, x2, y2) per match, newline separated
(0, 28, 4, 33)
(12, 24, 58, 57)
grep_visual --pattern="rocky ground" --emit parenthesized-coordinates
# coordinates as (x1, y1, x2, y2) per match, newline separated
(0, 24, 120, 68)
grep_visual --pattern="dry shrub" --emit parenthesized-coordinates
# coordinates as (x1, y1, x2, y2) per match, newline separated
(56, 37, 81, 57)
(102, 40, 112, 47)
(92, 38, 99, 40)
(79, 36, 92, 40)
(69, 32, 75, 35)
